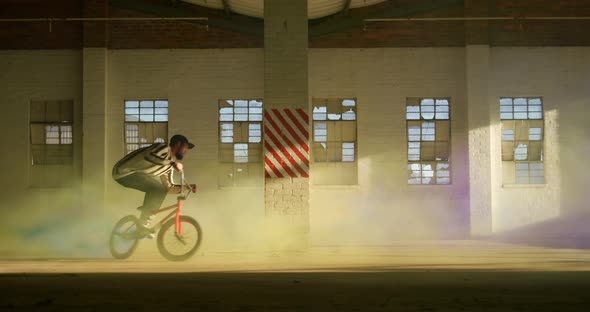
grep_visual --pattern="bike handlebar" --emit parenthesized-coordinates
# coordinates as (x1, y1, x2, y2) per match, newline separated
(178, 171, 197, 200)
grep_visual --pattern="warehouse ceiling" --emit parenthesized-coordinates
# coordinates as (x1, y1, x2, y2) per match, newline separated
(181, 0, 387, 19)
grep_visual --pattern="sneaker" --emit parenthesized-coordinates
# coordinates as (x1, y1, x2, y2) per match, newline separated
(138, 213, 155, 228)
(136, 224, 155, 239)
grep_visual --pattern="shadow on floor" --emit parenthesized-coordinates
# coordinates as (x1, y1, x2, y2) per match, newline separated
(488, 212, 590, 249)
(2, 271, 590, 311)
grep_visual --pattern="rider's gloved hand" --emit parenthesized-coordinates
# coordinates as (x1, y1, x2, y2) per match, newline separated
(172, 162, 183, 172)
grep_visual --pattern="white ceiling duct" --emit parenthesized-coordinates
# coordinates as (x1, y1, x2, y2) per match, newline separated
(181, 0, 387, 19)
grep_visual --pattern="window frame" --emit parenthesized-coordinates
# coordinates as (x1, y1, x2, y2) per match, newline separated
(29, 100, 75, 188)
(217, 99, 264, 164)
(311, 98, 358, 163)
(499, 96, 546, 185)
(123, 99, 169, 155)
(405, 97, 452, 186)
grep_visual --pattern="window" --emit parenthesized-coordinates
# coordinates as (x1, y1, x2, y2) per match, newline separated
(124, 100, 168, 154)
(29, 100, 74, 187)
(500, 97, 544, 184)
(312, 98, 357, 162)
(218, 100, 263, 163)
(406, 98, 451, 185)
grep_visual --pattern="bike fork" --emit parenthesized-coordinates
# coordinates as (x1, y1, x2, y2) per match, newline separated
(175, 199, 183, 236)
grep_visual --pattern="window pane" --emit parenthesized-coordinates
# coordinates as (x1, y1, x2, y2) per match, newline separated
(514, 98, 527, 105)
(155, 108, 168, 115)
(407, 105, 420, 120)
(514, 105, 527, 112)
(219, 115, 233, 121)
(421, 99, 435, 106)
(60, 125, 73, 144)
(235, 107, 248, 114)
(421, 105, 435, 120)
(155, 100, 168, 108)
(528, 105, 542, 112)
(313, 106, 327, 120)
(342, 109, 356, 120)
(408, 126, 421, 142)
(125, 108, 139, 115)
(249, 114, 263, 121)
(514, 143, 528, 160)
(249, 107, 262, 114)
(220, 107, 233, 115)
(125, 101, 140, 108)
(139, 115, 154, 122)
(500, 105, 513, 113)
(235, 114, 248, 121)
(500, 113, 513, 120)
(502, 130, 514, 141)
(342, 99, 356, 107)
(140, 100, 154, 108)
(45, 125, 60, 144)
(421, 122, 436, 141)
(249, 100, 263, 107)
(154, 115, 168, 122)
(528, 98, 542, 105)
(140, 108, 154, 115)
(529, 128, 542, 141)
(528, 112, 543, 119)
(328, 113, 342, 120)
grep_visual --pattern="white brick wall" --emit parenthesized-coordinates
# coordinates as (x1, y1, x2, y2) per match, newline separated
(489, 47, 590, 233)
(1, 47, 589, 249)
(0, 50, 82, 226)
(309, 48, 470, 244)
(263, 0, 310, 250)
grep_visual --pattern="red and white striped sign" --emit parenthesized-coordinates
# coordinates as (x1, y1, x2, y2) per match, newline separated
(264, 108, 310, 178)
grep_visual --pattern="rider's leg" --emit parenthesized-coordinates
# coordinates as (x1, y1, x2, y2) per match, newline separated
(115, 172, 167, 220)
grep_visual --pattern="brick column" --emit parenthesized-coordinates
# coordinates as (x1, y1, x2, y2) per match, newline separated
(263, 0, 310, 250)
(465, 0, 492, 236)
(82, 0, 108, 211)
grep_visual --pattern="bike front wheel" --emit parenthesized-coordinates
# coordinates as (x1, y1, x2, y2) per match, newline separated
(109, 215, 141, 259)
(157, 216, 202, 261)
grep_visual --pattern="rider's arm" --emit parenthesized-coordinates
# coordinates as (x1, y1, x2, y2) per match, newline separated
(144, 144, 172, 166)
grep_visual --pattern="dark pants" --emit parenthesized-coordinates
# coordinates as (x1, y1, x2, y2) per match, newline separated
(116, 172, 167, 217)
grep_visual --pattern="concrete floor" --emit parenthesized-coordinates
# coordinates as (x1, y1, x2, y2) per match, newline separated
(1, 241, 590, 311)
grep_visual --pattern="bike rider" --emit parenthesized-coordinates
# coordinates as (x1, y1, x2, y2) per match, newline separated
(112, 134, 194, 228)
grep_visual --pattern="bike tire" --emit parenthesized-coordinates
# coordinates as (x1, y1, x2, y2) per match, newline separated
(109, 215, 141, 259)
(157, 216, 202, 261)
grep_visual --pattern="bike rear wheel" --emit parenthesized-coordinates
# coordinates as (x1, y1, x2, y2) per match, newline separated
(109, 215, 141, 259)
(157, 216, 202, 261)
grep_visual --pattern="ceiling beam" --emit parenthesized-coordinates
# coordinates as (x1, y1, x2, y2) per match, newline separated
(110, 0, 262, 36)
(342, 0, 352, 15)
(309, 0, 464, 37)
(221, 0, 231, 16)
(110, 0, 465, 38)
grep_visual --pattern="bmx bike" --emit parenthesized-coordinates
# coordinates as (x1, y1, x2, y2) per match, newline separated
(109, 171, 202, 261)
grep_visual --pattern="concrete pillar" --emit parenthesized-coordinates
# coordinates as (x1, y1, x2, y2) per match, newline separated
(465, 0, 492, 236)
(82, 0, 108, 211)
(263, 0, 310, 250)
(82, 48, 108, 211)
(466, 45, 492, 236)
